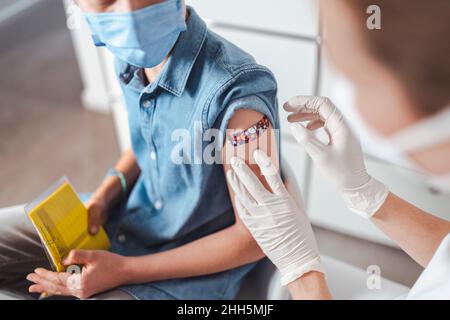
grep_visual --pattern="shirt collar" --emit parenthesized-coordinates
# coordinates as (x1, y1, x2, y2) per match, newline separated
(157, 7, 207, 96)
(118, 7, 207, 97)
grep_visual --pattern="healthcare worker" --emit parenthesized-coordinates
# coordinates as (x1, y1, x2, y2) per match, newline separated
(227, 0, 450, 299)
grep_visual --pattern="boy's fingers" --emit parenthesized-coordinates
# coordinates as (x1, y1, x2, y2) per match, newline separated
(34, 268, 65, 283)
(28, 284, 45, 293)
(87, 204, 102, 235)
(27, 273, 67, 295)
(63, 249, 92, 265)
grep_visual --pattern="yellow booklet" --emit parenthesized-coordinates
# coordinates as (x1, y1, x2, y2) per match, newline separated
(25, 177, 110, 272)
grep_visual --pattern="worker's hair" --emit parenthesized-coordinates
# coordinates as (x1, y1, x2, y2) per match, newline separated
(344, 0, 450, 116)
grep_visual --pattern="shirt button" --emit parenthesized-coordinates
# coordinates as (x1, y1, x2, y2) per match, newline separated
(142, 100, 151, 108)
(154, 200, 163, 210)
(150, 151, 156, 160)
(117, 234, 126, 243)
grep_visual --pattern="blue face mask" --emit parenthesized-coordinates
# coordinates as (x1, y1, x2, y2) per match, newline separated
(83, 0, 187, 68)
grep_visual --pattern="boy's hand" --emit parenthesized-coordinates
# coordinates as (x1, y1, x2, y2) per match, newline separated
(27, 250, 128, 299)
(86, 194, 109, 235)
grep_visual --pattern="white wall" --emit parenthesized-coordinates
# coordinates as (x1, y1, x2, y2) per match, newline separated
(0, 0, 41, 23)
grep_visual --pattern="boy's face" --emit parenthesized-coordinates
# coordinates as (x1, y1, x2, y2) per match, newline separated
(74, 0, 166, 13)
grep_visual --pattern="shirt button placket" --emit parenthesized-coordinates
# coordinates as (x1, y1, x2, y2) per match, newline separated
(150, 150, 162, 210)
(117, 233, 126, 243)
(140, 95, 162, 212)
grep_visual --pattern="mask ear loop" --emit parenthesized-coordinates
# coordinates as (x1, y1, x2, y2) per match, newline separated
(91, 34, 106, 47)
(388, 106, 450, 193)
(389, 106, 450, 153)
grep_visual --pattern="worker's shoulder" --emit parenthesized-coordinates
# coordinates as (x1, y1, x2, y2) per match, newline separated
(198, 29, 277, 88)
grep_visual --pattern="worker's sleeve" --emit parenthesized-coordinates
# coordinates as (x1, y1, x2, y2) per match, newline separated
(407, 233, 450, 299)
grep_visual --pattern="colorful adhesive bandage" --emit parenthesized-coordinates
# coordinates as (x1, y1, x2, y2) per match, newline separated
(228, 115, 270, 147)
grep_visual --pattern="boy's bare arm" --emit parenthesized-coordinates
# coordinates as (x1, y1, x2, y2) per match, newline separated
(122, 109, 276, 283)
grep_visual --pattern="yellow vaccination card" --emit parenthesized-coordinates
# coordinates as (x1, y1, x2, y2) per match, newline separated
(25, 177, 110, 272)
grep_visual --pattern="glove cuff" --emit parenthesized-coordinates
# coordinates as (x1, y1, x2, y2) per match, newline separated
(341, 177, 389, 219)
(280, 256, 326, 286)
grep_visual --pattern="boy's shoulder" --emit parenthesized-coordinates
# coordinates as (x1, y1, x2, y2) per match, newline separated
(191, 28, 279, 131)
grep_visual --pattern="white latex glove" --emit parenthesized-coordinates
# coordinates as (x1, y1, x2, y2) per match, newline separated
(226, 149, 324, 286)
(284, 95, 389, 218)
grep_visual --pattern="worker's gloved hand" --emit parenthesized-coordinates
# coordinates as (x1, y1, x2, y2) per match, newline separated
(284, 95, 389, 218)
(227, 150, 324, 286)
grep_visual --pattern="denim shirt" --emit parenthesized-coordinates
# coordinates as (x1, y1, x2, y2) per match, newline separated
(107, 8, 280, 300)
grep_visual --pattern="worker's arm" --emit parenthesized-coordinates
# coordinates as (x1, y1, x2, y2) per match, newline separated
(285, 95, 450, 268)
(371, 193, 450, 267)
(288, 272, 332, 300)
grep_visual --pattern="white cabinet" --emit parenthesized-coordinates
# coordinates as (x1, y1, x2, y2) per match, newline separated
(282, 138, 311, 194)
(188, 0, 319, 38)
